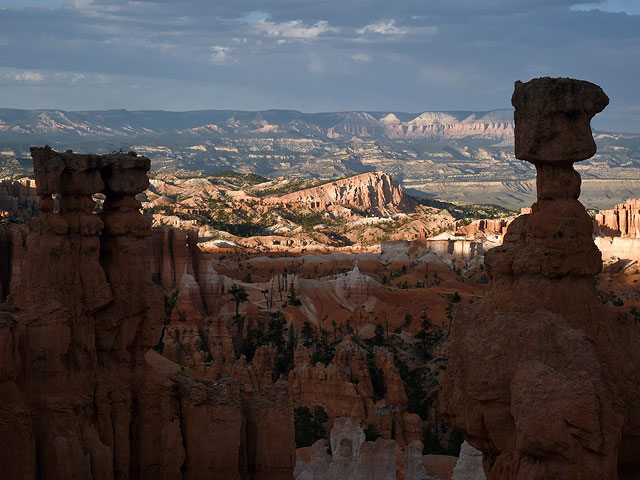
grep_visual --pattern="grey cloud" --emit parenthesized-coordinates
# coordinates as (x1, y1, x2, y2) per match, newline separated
(64, 0, 608, 25)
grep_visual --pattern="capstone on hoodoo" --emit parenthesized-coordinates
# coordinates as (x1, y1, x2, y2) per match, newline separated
(30, 145, 151, 236)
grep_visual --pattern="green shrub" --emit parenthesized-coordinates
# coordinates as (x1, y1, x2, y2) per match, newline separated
(364, 423, 381, 442)
(294, 405, 329, 448)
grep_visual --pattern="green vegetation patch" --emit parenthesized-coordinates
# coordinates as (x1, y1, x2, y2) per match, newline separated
(211, 170, 268, 185)
(414, 196, 516, 220)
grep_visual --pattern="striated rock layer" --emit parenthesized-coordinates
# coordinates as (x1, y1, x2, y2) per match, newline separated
(264, 172, 416, 215)
(441, 78, 640, 479)
(0, 147, 295, 479)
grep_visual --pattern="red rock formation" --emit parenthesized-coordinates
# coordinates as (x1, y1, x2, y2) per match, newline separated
(264, 172, 417, 215)
(0, 147, 295, 479)
(0, 224, 25, 302)
(0, 178, 38, 219)
(595, 198, 640, 238)
(288, 338, 421, 447)
(455, 218, 510, 237)
(441, 78, 640, 479)
(373, 346, 408, 411)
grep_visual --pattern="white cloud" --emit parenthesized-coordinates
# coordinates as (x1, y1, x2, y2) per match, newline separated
(13, 71, 45, 82)
(71, 73, 87, 83)
(350, 53, 371, 62)
(573, 1, 640, 15)
(210, 45, 231, 64)
(358, 19, 407, 35)
(357, 19, 438, 37)
(252, 19, 337, 40)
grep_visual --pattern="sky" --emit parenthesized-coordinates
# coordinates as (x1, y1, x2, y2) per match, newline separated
(0, 0, 639, 132)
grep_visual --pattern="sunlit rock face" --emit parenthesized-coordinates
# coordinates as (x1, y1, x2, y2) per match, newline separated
(593, 198, 640, 264)
(441, 78, 640, 480)
(264, 171, 417, 216)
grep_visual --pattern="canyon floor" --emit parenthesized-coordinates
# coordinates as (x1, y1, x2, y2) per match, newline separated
(2, 164, 639, 479)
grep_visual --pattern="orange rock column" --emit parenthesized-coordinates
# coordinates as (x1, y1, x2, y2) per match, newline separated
(440, 78, 640, 480)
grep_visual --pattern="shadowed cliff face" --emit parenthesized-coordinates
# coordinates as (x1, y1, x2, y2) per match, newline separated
(441, 78, 640, 480)
(0, 147, 295, 480)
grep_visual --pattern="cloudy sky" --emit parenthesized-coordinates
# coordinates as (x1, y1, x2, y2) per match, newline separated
(0, 0, 639, 132)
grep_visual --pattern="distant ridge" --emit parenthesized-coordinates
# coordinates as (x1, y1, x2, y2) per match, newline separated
(2, 107, 638, 212)
(0, 108, 514, 141)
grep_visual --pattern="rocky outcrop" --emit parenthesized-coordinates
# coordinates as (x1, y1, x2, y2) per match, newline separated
(455, 218, 510, 237)
(294, 417, 432, 480)
(441, 78, 640, 479)
(288, 338, 421, 447)
(335, 263, 380, 309)
(593, 199, 640, 263)
(265, 172, 417, 215)
(0, 178, 38, 219)
(450, 442, 485, 480)
(595, 198, 640, 238)
(424, 233, 484, 260)
(0, 147, 295, 479)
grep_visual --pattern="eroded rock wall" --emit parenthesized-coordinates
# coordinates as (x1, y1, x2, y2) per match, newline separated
(0, 147, 295, 479)
(595, 198, 640, 238)
(594, 198, 640, 263)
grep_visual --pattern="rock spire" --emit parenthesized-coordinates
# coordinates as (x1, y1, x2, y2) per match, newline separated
(441, 78, 640, 479)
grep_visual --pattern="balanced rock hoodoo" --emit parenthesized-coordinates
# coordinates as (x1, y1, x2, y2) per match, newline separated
(441, 77, 640, 479)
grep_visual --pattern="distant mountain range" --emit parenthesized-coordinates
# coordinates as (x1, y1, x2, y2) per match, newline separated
(0, 108, 639, 209)
(0, 108, 514, 141)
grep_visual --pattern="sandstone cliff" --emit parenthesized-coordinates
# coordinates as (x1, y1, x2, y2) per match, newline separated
(441, 78, 640, 479)
(265, 172, 417, 216)
(595, 198, 640, 238)
(593, 198, 640, 264)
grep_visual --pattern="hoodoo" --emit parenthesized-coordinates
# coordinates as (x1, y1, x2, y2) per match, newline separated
(441, 78, 640, 479)
(0, 147, 295, 479)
